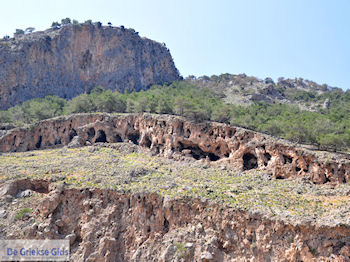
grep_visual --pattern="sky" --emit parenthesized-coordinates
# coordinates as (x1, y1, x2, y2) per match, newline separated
(0, 0, 349, 89)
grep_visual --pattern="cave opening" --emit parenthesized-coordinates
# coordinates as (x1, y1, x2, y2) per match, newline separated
(163, 217, 169, 233)
(208, 153, 220, 161)
(144, 136, 152, 148)
(128, 133, 140, 145)
(95, 130, 107, 143)
(283, 155, 293, 164)
(69, 129, 77, 141)
(115, 134, 123, 143)
(87, 128, 95, 141)
(35, 136, 42, 149)
(243, 153, 258, 170)
(264, 153, 271, 166)
(178, 142, 221, 161)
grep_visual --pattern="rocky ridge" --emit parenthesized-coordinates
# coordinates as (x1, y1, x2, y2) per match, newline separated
(0, 113, 349, 184)
(188, 74, 342, 111)
(0, 23, 180, 109)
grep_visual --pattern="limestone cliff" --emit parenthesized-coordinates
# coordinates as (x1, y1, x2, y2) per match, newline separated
(0, 23, 180, 109)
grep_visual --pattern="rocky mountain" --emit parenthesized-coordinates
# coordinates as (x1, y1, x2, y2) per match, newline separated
(187, 74, 343, 111)
(0, 22, 180, 109)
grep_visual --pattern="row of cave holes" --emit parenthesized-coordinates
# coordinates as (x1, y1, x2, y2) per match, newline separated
(85, 127, 226, 162)
(242, 153, 310, 173)
(64, 128, 305, 174)
(243, 152, 271, 171)
(87, 127, 140, 145)
(179, 123, 235, 140)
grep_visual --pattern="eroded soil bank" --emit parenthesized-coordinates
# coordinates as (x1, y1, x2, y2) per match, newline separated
(1, 179, 350, 262)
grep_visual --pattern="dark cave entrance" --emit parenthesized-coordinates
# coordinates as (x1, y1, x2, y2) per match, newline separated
(35, 136, 42, 149)
(127, 133, 140, 145)
(87, 128, 95, 141)
(264, 153, 271, 166)
(243, 153, 258, 170)
(144, 136, 152, 148)
(69, 129, 77, 141)
(95, 130, 107, 143)
(115, 134, 123, 143)
(178, 142, 220, 161)
(208, 153, 220, 161)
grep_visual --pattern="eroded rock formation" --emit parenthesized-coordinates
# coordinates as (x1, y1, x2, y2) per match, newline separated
(1, 113, 349, 184)
(0, 179, 349, 261)
(0, 23, 179, 109)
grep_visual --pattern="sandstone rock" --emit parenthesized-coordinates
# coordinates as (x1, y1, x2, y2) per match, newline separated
(0, 209, 7, 218)
(0, 181, 18, 197)
(160, 244, 176, 261)
(16, 189, 33, 198)
(67, 136, 82, 148)
(1, 113, 348, 185)
(39, 191, 60, 217)
(65, 233, 77, 245)
(201, 251, 214, 261)
(0, 24, 179, 109)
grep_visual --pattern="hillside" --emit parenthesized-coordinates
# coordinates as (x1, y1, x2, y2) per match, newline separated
(1, 113, 350, 261)
(0, 21, 179, 109)
(186, 73, 346, 112)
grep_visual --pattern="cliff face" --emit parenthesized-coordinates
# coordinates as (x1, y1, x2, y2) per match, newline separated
(0, 23, 180, 109)
(1, 180, 350, 261)
(1, 113, 349, 184)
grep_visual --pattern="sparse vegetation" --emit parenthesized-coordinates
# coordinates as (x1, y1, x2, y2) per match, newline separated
(15, 208, 33, 220)
(1, 146, 350, 225)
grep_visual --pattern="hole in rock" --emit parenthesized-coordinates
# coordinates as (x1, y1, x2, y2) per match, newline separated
(163, 217, 169, 233)
(264, 153, 271, 166)
(87, 128, 95, 141)
(144, 136, 152, 148)
(283, 155, 293, 164)
(179, 142, 221, 161)
(95, 130, 107, 143)
(185, 129, 191, 138)
(228, 130, 233, 138)
(128, 133, 140, 145)
(35, 136, 42, 149)
(243, 153, 258, 170)
(69, 129, 77, 141)
(296, 166, 301, 172)
(324, 175, 331, 183)
(115, 134, 123, 142)
(276, 175, 284, 180)
(208, 153, 220, 161)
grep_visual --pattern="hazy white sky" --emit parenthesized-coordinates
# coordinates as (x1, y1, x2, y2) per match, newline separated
(1, 0, 349, 89)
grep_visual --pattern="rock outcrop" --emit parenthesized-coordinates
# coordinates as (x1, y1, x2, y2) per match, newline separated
(1, 180, 350, 261)
(0, 23, 180, 109)
(1, 113, 349, 184)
